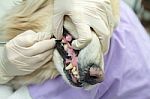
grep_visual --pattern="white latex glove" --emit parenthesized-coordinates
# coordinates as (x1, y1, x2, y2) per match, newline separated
(0, 30, 55, 84)
(53, 0, 117, 52)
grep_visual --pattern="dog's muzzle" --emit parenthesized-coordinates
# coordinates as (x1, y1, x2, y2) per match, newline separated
(55, 28, 103, 87)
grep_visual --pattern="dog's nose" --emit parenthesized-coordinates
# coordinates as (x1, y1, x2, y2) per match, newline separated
(84, 67, 104, 85)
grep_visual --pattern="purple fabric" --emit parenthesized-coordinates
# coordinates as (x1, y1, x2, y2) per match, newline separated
(28, 1, 150, 99)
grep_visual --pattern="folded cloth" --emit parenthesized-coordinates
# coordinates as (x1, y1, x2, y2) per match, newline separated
(7, 86, 32, 99)
(28, 1, 150, 99)
(0, 85, 32, 99)
(0, 85, 13, 99)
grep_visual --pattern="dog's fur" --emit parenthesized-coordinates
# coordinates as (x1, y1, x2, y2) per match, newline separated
(0, 0, 103, 88)
(0, 0, 60, 88)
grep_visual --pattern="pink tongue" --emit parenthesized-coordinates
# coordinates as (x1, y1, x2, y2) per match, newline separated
(72, 56, 78, 66)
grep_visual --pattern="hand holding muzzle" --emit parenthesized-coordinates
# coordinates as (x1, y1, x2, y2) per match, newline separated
(0, 30, 56, 79)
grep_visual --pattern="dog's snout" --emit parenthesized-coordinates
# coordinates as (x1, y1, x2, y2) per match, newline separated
(83, 67, 104, 85)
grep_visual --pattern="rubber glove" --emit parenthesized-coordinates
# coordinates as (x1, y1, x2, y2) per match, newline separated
(53, 0, 118, 52)
(0, 30, 55, 84)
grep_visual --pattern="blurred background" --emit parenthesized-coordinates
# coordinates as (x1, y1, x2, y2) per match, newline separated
(124, 0, 150, 34)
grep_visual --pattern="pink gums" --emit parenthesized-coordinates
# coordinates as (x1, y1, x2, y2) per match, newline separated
(63, 34, 78, 67)
(62, 34, 79, 82)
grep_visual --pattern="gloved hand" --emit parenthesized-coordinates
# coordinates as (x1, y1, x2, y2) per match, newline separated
(0, 30, 56, 81)
(53, 0, 119, 52)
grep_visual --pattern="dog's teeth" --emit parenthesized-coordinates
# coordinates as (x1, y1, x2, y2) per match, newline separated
(64, 44, 68, 51)
(65, 63, 73, 70)
(62, 39, 67, 43)
(71, 67, 76, 73)
(62, 39, 65, 43)
(75, 75, 80, 79)
(73, 71, 78, 75)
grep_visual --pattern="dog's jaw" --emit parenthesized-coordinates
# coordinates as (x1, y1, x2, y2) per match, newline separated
(53, 32, 104, 88)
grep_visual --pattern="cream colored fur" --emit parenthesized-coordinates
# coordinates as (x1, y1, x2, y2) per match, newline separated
(0, 0, 60, 88)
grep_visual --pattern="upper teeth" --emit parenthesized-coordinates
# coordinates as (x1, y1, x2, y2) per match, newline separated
(71, 67, 76, 73)
(73, 71, 78, 75)
(64, 44, 68, 51)
(65, 63, 73, 70)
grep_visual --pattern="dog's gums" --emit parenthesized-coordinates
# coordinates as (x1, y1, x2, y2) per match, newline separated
(56, 29, 82, 87)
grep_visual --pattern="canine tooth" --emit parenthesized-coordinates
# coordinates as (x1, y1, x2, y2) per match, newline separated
(71, 67, 76, 73)
(75, 75, 80, 79)
(65, 63, 73, 70)
(62, 37, 67, 43)
(73, 71, 78, 75)
(64, 44, 68, 51)
(62, 39, 65, 43)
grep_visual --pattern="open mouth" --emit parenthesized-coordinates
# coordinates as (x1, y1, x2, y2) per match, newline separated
(55, 28, 82, 87)
(55, 28, 104, 87)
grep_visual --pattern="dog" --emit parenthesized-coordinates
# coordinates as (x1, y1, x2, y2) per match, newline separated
(0, 0, 104, 89)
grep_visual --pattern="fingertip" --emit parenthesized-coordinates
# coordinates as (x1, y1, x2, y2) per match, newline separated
(71, 40, 83, 50)
(71, 37, 92, 50)
(53, 33, 63, 40)
(50, 38, 56, 46)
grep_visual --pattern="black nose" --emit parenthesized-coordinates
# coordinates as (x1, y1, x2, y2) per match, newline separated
(84, 67, 104, 85)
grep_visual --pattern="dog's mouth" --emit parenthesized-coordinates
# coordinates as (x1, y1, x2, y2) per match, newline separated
(55, 28, 104, 87)
(56, 29, 82, 87)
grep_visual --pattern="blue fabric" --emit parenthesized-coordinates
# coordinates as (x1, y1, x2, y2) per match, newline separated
(28, 1, 150, 99)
